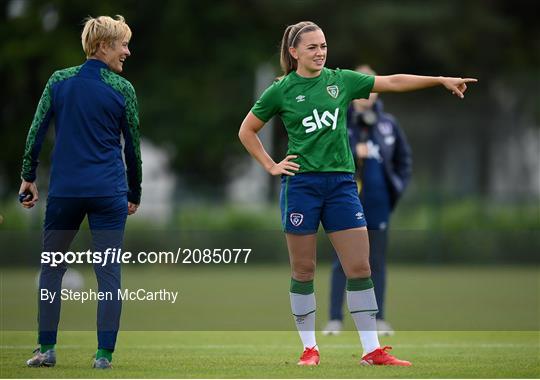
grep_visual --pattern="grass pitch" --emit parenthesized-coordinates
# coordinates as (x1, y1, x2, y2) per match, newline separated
(1, 330, 539, 378)
(1, 264, 539, 377)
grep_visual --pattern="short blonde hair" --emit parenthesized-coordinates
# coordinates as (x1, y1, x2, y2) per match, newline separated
(81, 15, 131, 58)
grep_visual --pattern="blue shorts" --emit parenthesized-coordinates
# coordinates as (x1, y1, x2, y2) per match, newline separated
(280, 172, 367, 234)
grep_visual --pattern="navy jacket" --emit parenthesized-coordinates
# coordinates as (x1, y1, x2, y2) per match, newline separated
(348, 100, 412, 210)
(21, 59, 142, 203)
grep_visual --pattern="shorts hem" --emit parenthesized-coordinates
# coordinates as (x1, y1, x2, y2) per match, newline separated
(283, 229, 318, 235)
(324, 223, 367, 233)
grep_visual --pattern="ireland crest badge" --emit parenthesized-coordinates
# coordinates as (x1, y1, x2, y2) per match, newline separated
(327, 85, 339, 98)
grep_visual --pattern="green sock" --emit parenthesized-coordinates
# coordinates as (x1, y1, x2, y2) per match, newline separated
(40, 344, 55, 353)
(96, 348, 113, 362)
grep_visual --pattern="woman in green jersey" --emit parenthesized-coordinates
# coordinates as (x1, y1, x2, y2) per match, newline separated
(238, 21, 476, 367)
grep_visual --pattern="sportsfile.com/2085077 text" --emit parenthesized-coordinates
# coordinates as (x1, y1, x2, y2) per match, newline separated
(40, 248, 252, 267)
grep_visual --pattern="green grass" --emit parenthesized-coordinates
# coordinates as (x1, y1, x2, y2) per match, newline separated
(1, 265, 539, 377)
(2, 265, 538, 331)
(1, 331, 539, 378)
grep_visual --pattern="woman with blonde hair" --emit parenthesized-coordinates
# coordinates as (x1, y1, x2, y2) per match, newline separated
(21, 15, 141, 369)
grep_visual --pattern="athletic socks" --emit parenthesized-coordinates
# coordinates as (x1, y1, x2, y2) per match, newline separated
(290, 278, 317, 350)
(96, 348, 113, 362)
(40, 344, 54, 353)
(346, 277, 380, 355)
(289, 277, 379, 355)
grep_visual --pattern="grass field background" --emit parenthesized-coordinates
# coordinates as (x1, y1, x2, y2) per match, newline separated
(1, 264, 539, 378)
(1, 331, 539, 378)
(1, 264, 538, 331)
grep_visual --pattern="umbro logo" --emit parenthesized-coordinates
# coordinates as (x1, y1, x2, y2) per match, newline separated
(296, 95, 306, 102)
(355, 212, 364, 220)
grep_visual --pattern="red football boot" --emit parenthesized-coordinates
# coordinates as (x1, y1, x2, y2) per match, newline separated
(361, 346, 411, 366)
(297, 346, 320, 366)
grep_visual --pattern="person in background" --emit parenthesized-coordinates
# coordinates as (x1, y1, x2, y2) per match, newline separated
(323, 64, 412, 337)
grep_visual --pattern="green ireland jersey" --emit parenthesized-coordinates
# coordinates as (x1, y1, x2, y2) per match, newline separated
(251, 67, 374, 173)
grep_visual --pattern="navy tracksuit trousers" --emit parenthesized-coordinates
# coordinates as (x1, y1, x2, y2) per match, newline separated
(38, 196, 127, 350)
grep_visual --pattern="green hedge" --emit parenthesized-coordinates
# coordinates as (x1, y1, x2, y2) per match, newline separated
(1, 198, 538, 265)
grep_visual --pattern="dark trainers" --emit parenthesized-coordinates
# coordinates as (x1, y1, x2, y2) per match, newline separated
(26, 348, 56, 367)
(93, 357, 112, 369)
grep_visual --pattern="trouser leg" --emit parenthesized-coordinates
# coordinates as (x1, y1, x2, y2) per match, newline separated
(368, 228, 388, 319)
(87, 196, 127, 351)
(39, 197, 85, 344)
(329, 253, 346, 321)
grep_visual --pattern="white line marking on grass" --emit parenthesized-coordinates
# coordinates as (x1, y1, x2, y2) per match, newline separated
(3, 343, 537, 350)
(324, 343, 540, 349)
(397, 343, 539, 348)
(198, 343, 539, 349)
(119, 343, 539, 349)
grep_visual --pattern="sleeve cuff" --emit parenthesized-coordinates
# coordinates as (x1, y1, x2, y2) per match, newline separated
(127, 190, 141, 205)
(21, 173, 36, 182)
